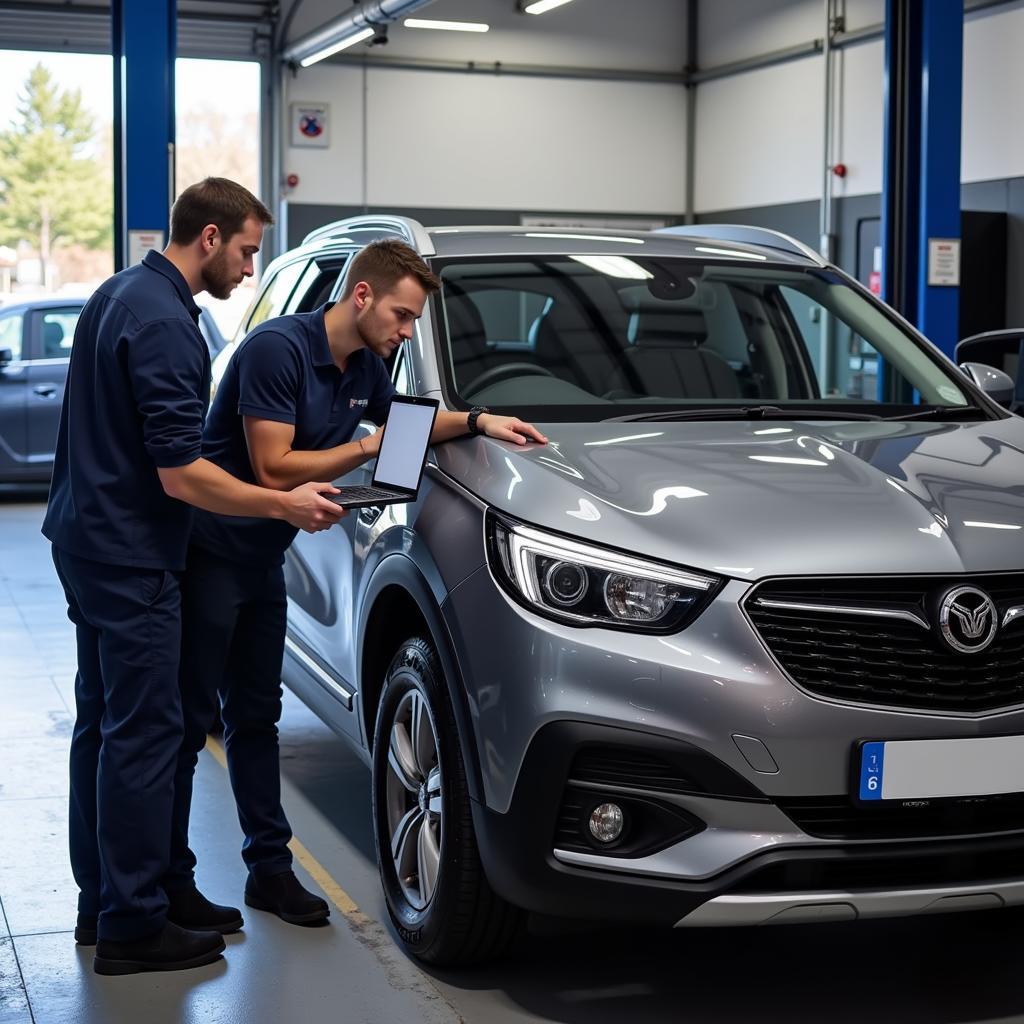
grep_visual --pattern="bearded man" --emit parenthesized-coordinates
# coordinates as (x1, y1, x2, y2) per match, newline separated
(43, 177, 345, 975)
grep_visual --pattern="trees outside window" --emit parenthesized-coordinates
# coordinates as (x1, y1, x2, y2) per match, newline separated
(0, 63, 112, 291)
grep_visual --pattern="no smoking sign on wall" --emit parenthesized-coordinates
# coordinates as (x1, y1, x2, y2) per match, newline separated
(291, 103, 330, 148)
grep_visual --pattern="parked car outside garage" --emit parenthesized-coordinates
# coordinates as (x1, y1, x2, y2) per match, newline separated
(209, 215, 1024, 966)
(0, 294, 228, 483)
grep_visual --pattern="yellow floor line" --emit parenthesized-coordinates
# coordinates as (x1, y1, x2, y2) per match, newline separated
(204, 735, 368, 922)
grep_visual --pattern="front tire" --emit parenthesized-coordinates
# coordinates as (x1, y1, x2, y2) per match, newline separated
(371, 637, 521, 965)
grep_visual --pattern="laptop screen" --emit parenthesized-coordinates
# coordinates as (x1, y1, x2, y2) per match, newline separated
(373, 398, 437, 492)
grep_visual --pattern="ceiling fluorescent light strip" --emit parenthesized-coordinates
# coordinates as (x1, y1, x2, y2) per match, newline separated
(299, 26, 375, 67)
(404, 18, 489, 32)
(522, 0, 577, 14)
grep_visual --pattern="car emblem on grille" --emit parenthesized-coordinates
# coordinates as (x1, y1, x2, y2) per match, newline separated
(938, 586, 998, 654)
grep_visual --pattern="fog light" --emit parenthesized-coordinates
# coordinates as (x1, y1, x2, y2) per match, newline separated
(588, 802, 624, 843)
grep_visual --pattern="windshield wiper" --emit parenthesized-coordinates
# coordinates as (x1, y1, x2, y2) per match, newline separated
(887, 405, 987, 421)
(608, 405, 883, 423)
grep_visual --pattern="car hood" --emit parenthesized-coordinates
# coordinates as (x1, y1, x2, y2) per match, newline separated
(432, 416, 1024, 579)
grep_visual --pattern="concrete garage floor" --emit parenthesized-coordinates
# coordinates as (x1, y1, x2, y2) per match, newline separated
(3, 494, 1024, 1024)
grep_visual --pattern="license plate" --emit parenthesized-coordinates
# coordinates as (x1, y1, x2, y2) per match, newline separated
(857, 735, 1024, 802)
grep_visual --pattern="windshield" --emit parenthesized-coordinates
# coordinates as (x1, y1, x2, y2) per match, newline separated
(434, 256, 977, 421)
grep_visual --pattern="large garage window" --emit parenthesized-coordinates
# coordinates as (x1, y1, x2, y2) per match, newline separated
(176, 58, 262, 343)
(0, 50, 114, 297)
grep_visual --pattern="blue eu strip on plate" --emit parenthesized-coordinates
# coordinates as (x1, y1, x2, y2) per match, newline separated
(859, 741, 886, 801)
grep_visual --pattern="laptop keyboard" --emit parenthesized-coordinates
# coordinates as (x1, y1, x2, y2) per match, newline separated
(339, 486, 405, 502)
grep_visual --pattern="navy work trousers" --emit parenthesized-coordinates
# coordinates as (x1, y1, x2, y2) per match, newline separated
(168, 545, 292, 887)
(52, 546, 182, 942)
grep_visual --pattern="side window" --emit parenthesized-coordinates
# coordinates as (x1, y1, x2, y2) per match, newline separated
(285, 258, 348, 316)
(0, 311, 23, 361)
(779, 285, 879, 399)
(37, 308, 81, 359)
(392, 347, 412, 395)
(244, 260, 308, 334)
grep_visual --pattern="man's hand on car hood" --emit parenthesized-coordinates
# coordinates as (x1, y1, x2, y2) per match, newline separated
(479, 414, 548, 446)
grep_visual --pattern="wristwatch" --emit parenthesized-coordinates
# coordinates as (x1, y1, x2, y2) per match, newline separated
(467, 405, 489, 436)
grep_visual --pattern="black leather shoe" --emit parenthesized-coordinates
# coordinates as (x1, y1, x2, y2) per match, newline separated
(93, 922, 225, 976)
(75, 913, 97, 946)
(166, 885, 243, 934)
(244, 870, 330, 925)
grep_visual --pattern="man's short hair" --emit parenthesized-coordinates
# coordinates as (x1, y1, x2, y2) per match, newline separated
(341, 239, 441, 300)
(169, 177, 274, 245)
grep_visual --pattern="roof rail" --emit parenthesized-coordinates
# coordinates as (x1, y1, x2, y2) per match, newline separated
(302, 215, 435, 256)
(656, 224, 825, 266)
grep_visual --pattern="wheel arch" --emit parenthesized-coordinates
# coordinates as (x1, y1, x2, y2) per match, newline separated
(358, 555, 484, 804)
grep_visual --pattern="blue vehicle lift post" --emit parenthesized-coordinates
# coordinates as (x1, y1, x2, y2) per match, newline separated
(881, 0, 963, 398)
(112, 0, 176, 271)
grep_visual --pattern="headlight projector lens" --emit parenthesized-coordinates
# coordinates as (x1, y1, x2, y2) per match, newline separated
(543, 560, 589, 606)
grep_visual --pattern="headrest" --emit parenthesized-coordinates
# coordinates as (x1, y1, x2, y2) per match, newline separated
(627, 310, 706, 348)
(42, 321, 65, 352)
(443, 294, 488, 358)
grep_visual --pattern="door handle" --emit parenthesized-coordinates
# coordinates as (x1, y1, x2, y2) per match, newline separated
(32, 384, 58, 399)
(358, 505, 384, 526)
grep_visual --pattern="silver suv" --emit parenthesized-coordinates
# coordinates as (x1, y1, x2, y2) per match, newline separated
(232, 216, 1024, 965)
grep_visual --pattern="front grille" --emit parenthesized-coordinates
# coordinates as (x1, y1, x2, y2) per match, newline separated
(746, 575, 1024, 712)
(778, 794, 1024, 840)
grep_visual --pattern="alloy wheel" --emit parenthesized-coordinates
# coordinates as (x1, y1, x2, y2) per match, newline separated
(384, 687, 442, 910)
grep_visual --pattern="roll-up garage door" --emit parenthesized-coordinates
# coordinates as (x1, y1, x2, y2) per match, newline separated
(0, 2, 272, 60)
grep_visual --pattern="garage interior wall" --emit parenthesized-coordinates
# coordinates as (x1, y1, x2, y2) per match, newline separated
(278, 0, 690, 246)
(694, 0, 1024, 325)
(282, 65, 688, 241)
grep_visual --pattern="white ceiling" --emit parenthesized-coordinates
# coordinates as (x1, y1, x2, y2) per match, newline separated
(0, 0, 893, 71)
(280, 0, 690, 75)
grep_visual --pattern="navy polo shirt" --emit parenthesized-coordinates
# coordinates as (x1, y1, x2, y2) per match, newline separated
(42, 251, 209, 571)
(190, 304, 395, 566)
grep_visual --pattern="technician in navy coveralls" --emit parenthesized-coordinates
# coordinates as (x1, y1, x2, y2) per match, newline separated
(42, 178, 346, 976)
(172, 240, 546, 927)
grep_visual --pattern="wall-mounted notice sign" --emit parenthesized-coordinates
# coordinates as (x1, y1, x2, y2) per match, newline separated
(291, 103, 330, 148)
(927, 237, 961, 287)
(128, 230, 165, 267)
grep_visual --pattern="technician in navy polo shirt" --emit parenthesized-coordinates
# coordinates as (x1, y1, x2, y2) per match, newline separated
(42, 178, 345, 976)
(172, 240, 547, 925)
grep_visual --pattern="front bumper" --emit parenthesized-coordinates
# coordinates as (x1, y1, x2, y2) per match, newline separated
(445, 566, 1024, 925)
(470, 720, 1024, 926)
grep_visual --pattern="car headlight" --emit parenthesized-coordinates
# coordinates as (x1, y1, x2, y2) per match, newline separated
(486, 511, 721, 632)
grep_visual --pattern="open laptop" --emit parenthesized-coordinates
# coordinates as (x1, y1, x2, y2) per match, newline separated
(327, 395, 439, 509)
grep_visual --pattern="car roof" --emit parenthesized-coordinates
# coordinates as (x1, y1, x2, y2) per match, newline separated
(295, 216, 823, 268)
(0, 296, 87, 314)
(421, 225, 815, 265)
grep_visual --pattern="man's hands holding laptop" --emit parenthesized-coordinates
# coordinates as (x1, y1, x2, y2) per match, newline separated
(311, 400, 549, 518)
(282, 480, 348, 533)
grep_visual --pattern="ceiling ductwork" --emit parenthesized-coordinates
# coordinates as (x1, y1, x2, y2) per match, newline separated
(282, 0, 439, 67)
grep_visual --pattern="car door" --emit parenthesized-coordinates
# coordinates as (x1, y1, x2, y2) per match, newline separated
(277, 252, 397, 740)
(284, 337, 415, 751)
(0, 308, 29, 482)
(24, 305, 80, 477)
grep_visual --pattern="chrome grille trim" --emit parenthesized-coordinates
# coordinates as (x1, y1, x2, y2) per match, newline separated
(753, 597, 929, 630)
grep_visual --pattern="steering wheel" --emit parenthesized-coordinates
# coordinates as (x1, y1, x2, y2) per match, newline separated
(462, 362, 556, 398)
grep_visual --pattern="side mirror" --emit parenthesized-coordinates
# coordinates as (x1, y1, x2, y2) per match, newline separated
(0, 348, 12, 367)
(960, 361, 1015, 407)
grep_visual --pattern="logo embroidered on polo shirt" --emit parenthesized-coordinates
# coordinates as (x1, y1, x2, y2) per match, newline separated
(350, 398, 369, 408)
